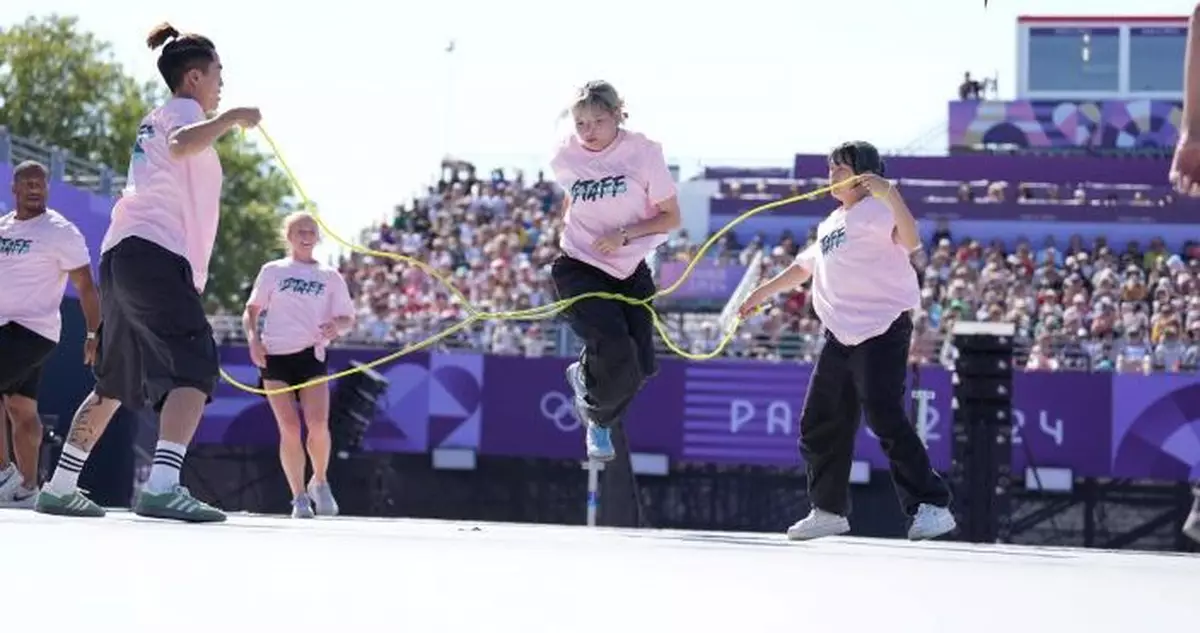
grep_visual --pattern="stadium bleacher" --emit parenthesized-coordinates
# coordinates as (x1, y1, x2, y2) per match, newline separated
(5, 117, 1198, 376)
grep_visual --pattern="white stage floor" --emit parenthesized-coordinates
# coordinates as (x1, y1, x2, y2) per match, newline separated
(2, 508, 1196, 632)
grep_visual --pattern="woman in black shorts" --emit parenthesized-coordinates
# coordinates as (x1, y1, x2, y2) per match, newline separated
(244, 212, 356, 518)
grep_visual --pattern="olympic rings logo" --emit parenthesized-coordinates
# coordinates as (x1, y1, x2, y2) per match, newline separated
(540, 391, 581, 432)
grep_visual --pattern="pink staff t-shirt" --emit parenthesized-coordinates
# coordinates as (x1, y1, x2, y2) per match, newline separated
(551, 130, 677, 279)
(247, 258, 356, 358)
(103, 97, 223, 293)
(0, 209, 91, 343)
(795, 196, 920, 346)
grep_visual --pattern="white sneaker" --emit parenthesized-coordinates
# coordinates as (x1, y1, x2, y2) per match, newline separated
(0, 465, 20, 501)
(0, 486, 38, 509)
(1183, 502, 1199, 544)
(907, 504, 957, 540)
(786, 508, 851, 541)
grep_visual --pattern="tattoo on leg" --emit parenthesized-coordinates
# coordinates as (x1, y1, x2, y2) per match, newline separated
(66, 393, 117, 453)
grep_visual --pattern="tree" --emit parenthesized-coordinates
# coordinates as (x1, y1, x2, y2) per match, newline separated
(206, 132, 294, 310)
(0, 14, 294, 312)
(0, 14, 158, 173)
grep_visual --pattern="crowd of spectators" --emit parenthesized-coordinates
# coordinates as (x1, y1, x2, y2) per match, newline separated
(660, 227, 1200, 374)
(334, 159, 563, 357)
(240, 159, 1200, 375)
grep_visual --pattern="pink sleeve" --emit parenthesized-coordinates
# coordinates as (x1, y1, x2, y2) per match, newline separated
(549, 138, 574, 189)
(56, 223, 92, 272)
(863, 198, 897, 236)
(641, 140, 677, 205)
(246, 266, 274, 309)
(794, 243, 820, 272)
(327, 271, 356, 318)
(161, 98, 205, 133)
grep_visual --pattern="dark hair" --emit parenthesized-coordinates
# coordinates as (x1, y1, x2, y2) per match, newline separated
(828, 141, 886, 177)
(146, 22, 217, 93)
(13, 160, 48, 180)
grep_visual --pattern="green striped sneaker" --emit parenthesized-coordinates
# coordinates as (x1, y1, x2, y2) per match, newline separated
(33, 486, 107, 518)
(133, 485, 226, 523)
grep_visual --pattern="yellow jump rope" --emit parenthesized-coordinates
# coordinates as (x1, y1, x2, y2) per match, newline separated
(216, 126, 862, 396)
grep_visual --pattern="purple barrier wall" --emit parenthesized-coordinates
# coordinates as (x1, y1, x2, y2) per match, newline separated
(703, 166, 793, 180)
(793, 153, 1173, 186)
(707, 195, 1200, 250)
(708, 192, 1197, 225)
(0, 163, 116, 298)
(948, 99, 1182, 152)
(207, 347, 1200, 482)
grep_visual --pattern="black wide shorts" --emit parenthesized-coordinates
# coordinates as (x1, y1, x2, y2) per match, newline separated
(93, 237, 219, 412)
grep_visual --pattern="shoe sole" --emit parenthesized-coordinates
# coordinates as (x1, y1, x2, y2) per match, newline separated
(33, 504, 106, 518)
(908, 518, 957, 541)
(134, 508, 227, 523)
(587, 450, 616, 463)
(786, 523, 850, 541)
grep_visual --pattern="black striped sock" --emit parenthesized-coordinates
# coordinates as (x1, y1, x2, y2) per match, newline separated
(153, 445, 186, 471)
(48, 445, 90, 493)
(147, 441, 187, 491)
(58, 448, 87, 474)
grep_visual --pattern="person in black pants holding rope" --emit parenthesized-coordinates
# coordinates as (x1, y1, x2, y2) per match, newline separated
(738, 141, 955, 541)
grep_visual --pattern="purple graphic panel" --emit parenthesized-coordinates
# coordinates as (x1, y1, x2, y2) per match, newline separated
(478, 355, 685, 460)
(206, 346, 452, 454)
(0, 163, 116, 298)
(203, 348, 1198, 482)
(1111, 374, 1200, 480)
(948, 99, 1182, 152)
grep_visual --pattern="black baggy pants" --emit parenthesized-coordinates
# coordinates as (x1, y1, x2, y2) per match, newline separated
(551, 255, 658, 429)
(800, 312, 951, 517)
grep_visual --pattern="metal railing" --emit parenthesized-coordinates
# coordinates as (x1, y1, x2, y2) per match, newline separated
(0, 126, 123, 196)
(207, 312, 1200, 374)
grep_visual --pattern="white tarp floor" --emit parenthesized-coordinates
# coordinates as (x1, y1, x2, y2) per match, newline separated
(2, 508, 1197, 633)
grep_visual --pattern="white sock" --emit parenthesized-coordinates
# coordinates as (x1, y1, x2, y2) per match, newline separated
(47, 444, 90, 494)
(145, 440, 187, 494)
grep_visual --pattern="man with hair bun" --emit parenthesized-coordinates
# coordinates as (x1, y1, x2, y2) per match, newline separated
(34, 22, 262, 523)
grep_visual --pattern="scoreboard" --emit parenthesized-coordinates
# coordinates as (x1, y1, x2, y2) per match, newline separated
(1017, 16, 1186, 101)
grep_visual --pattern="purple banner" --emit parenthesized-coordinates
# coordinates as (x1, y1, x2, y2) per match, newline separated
(792, 153, 1173, 186)
(948, 99, 1182, 152)
(678, 361, 1112, 477)
(655, 260, 747, 302)
(205, 348, 1200, 482)
(0, 163, 116, 298)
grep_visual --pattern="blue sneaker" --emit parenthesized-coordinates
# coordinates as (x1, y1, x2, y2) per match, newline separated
(586, 422, 615, 462)
(566, 362, 615, 462)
